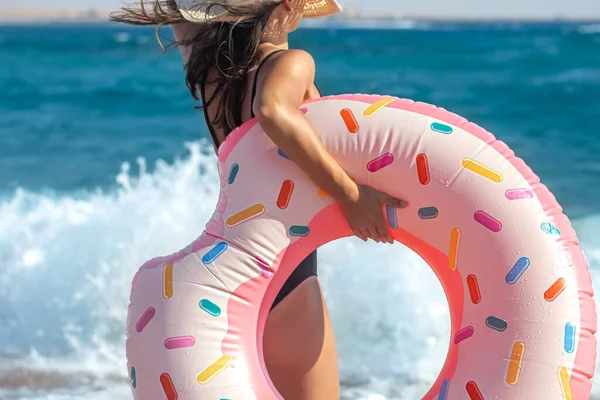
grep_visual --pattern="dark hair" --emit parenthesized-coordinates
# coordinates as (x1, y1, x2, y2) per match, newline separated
(111, 1, 280, 133)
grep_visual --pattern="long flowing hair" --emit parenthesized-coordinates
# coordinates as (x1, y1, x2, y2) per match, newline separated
(111, 1, 280, 133)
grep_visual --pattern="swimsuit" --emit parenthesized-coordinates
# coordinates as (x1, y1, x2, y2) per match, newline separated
(199, 50, 320, 310)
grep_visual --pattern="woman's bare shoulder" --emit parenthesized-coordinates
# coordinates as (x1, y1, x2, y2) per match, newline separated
(266, 49, 316, 82)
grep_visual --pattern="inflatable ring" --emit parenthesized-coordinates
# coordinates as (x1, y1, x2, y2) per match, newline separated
(126, 94, 596, 399)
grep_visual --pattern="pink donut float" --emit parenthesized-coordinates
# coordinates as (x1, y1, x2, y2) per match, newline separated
(125, 94, 596, 399)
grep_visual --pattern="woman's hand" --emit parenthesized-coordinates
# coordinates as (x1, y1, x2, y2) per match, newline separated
(340, 185, 408, 244)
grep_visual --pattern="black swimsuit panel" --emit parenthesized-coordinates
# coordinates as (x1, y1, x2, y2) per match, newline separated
(200, 50, 319, 310)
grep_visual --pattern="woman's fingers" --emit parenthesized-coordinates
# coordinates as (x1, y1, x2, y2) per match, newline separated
(383, 194, 408, 209)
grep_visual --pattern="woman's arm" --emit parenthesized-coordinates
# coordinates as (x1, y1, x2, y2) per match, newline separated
(253, 50, 407, 243)
(253, 50, 358, 205)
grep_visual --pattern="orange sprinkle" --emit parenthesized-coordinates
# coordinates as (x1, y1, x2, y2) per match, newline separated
(226, 204, 265, 228)
(340, 108, 359, 133)
(318, 188, 328, 199)
(416, 153, 430, 185)
(544, 278, 567, 302)
(162, 263, 174, 299)
(506, 341, 526, 385)
(467, 274, 481, 304)
(448, 228, 461, 271)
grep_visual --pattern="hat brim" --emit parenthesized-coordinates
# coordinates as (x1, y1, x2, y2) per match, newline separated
(177, 0, 342, 23)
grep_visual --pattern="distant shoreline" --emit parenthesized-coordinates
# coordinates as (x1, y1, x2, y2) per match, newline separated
(0, 7, 599, 25)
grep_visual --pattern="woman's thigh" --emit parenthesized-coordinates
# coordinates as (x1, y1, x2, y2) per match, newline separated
(263, 276, 339, 400)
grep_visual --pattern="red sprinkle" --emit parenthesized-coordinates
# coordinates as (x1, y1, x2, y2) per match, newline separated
(277, 180, 294, 209)
(467, 275, 481, 304)
(416, 153, 430, 185)
(466, 381, 484, 400)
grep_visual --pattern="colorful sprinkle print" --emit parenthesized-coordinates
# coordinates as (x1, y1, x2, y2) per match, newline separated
(200, 299, 221, 317)
(162, 263, 174, 300)
(165, 335, 196, 350)
(474, 210, 502, 232)
(448, 228, 461, 271)
(197, 355, 233, 385)
(386, 204, 398, 229)
(127, 97, 585, 399)
(505, 257, 531, 285)
(226, 204, 265, 228)
(506, 341, 526, 385)
(465, 381, 484, 400)
(130, 366, 136, 389)
(430, 122, 453, 134)
(545, 278, 567, 302)
(454, 326, 474, 344)
(227, 164, 239, 184)
(136, 307, 155, 333)
(340, 108, 359, 133)
(438, 379, 450, 400)
(289, 225, 310, 237)
(505, 188, 534, 200)
(541, 222, 561, 236)
(416, 153, 430, 185)
(467, 274, 481, 304)
(160, 373, 178, 400)
(558, 366, 573, 400)
(277, 149, 290, 160)
(485, 316, 507, 332)
(418, 206, 439, 219)
(256, 257, 273, 279)
(202, 242, 228, 264)
(367, 153, 394, 172)
(462, 158, 504, 183)
(363, 97, 394, 118)
(564, 323, 576, 353)
(277, 180, 294, 209)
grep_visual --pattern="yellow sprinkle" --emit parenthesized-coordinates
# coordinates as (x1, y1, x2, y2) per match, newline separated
(162, 263, 174, 299)
(448, 228, 461, 271)
(363, 97, 395, 118)
(558, 366, 573, 400)
(506, 341, 526, 386)
(197, 354, 233, 385)
(462, 158, 503, 183)
(226, 204, 265, 228)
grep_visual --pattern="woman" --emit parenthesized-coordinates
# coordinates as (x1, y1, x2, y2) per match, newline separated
(112, 1, 408, 398)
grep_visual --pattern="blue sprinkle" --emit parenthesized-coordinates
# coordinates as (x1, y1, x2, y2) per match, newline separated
(541, 222, 561, 236)
(564, 322, 576, 353)
(438, 379, 450, 400)
(386, 205, 398, 229)
(130, 366, 136, 389)
(199, 299, 221, 317)
(278, 149, 290, 159)
(505, 257, 530, 285)
(430, 122, 453, 134)
(228, 164, 239, 184)
(289, 226, 310, 237)
(418, 207, 439, 219)
(485, 316, 508, 332)
(202, 242, 228, 264)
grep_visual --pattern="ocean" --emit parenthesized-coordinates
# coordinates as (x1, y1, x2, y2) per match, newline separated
(0, 20, 599, 399)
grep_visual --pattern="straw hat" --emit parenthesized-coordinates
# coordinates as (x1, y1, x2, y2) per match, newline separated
(174, 0, 342, 22)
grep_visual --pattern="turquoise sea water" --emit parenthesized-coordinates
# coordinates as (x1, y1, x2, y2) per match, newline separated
(0, 21, 599, 399)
